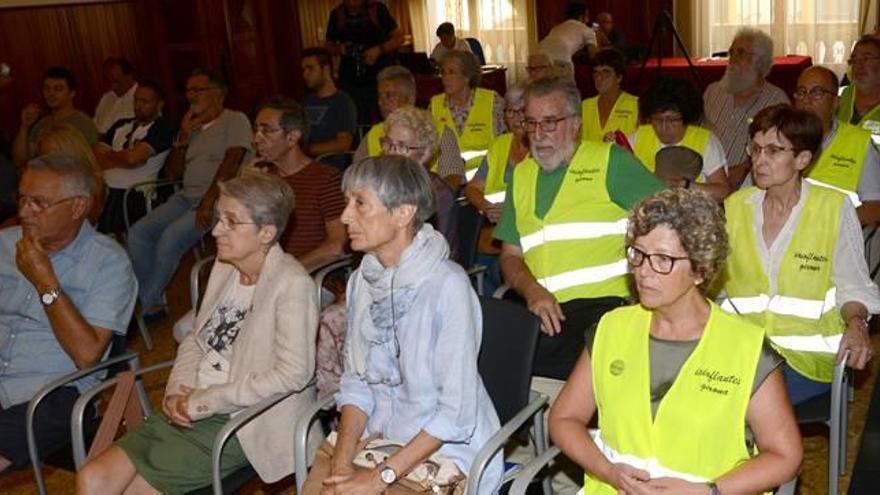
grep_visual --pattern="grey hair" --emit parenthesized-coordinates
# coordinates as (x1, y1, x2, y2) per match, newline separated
(342, 155, 436, 234)
(505, 83, 526, 106)
(734, 27, 774, 77)
(377, 65, 416, 101)
(384, 106, 439, 156)
(26, 152, 94, 197)
(524, 76, 582, 117)
(440, 50, 482, 88)
(256, 96, 310, 144)
(217, 173, 294, 243)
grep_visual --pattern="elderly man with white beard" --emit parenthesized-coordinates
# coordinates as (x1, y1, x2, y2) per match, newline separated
(703, 28, 789, 189)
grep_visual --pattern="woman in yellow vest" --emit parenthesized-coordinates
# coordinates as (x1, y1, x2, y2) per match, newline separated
(581, 48, 638, 142)
(550, 188, 802, 494)
(431, 50, 505, 184)
(630, 77, 732, 201)
(718, 104, 880, 405)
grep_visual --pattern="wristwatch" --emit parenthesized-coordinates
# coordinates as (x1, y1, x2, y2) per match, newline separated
(377, 462, 397, 485)
(40, 287, 60, 306)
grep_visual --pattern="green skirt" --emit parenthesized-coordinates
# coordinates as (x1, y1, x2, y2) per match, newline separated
(117, 412, 249, 494)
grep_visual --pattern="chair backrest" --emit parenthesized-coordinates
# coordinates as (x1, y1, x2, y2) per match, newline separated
(457, 200, 483, 271)
(466, 37, 486, 65)
(316, 151, 356, 172)
(477, 296, 540, 424)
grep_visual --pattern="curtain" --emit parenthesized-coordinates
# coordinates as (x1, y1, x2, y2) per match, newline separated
(675, 0, 863, 77)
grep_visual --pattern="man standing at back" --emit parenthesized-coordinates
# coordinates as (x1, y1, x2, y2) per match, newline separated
(703, 28, 789, 189)
(127, 69, 251, 323)
(301, 47, 357, 167)
(93, 57, 138, 138)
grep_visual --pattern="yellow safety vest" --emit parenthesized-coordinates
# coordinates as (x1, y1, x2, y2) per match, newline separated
(587, 302, 764, 494)
(838, 84, 880, 145)
(366, 122, 384, 157)
(720, 184, 846, 383)
(483, 133, 516, 204)
(581, 92, 639, 142)
(806, 122, 871, 206)
(431, 88, 496, 180)
(632, 124, 711, 173)
(513, 140, 630, 302)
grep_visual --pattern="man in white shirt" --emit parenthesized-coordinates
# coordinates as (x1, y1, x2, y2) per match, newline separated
(430, 22, 472, 62)
(537, 2, 598, 74)
(93, 58, 138, 137)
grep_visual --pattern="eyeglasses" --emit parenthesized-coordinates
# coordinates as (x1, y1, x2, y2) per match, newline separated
(848, 55, 880, 66)
(626, 246, 689, 275)
(380, 136, 424, 154)
(526, 64, 551, 73)
(255, 125, 285, 136)
(592, 67, 616, 78)
(745, 141, 796, 158)
(213, 214, 258, 230)
(728, 47, 755, 60)
(650, 114, 684, 128)
(522, 116, 571, 133)
(185, 85, 218, 95)
(17, 195, 79, 214)
(793, 86, 835, 100)
(504, 107, 525, 116)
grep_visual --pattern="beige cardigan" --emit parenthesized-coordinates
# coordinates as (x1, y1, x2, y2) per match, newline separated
(165, 244, 319, 482)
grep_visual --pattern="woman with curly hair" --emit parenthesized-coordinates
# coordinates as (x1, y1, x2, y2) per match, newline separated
(549, 188, 802, 494)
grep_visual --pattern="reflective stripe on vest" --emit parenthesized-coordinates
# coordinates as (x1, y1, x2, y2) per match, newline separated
(591, 430, 707, 483)
(537, 259, 629, 293)
(484, 190, 506, 203)
(632, 124, 711, 172)
(720, 287, 837, 319)
(769, 333, 842, 354)
(805, 177, 862, 207)
(520, 219, 629, 254)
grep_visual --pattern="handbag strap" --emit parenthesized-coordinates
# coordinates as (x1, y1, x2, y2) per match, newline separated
(85, 371, 144, 462)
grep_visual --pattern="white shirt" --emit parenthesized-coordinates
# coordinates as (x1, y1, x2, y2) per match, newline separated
(93, 83, 137, 135)
(195, 279, 256, 388)
(430, 38, 472, 61)
(628, 129, 728, 179)
(742, 181, 880, 312)
(538, 19, 597, 64)
(98, 119, 169, 189)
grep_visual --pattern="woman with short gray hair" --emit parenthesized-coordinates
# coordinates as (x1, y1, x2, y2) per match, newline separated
(79, 173, 321, 493)
(302, 155, 503, 494)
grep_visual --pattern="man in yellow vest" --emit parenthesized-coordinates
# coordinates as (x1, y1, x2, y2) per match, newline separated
(351, 65, 465, 189)
(794, 65, 880, 226)
(838, 35, 880, 145)
(495, 75, 664, 386)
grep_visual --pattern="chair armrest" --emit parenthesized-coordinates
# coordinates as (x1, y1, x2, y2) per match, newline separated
(492, 284, 510, 299)
(123, 179, 182, 229)
(294, 394, 337, 494)
(507, 445, 562, 495)
(190, 255, 216, 309)
(70, 359, 174, 470)
(210, 389, 301, 495)
(465, 393, 549, 495)
(311, 255, 354, 308)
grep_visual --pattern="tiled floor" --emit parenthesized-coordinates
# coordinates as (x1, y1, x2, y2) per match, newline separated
(1, 252, 878, 494)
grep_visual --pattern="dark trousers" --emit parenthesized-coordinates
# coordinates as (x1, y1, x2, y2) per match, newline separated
(96, 187, 148, 236)
(0, 386, 94, 468)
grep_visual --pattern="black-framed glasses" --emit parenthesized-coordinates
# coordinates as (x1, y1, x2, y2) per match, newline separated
(16, 194, 80, 214)
(380, 136, 424, 154)
(626, 245, 689, 275)
(793, 86, 835, 100)
(522, 116, 570, 133)
(745, 141, 796, 159)
(649, 114, 684, 128)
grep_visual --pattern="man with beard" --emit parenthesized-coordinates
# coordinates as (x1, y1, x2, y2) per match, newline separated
(703, 28, 789, 189)
(838, 35, 880, 145)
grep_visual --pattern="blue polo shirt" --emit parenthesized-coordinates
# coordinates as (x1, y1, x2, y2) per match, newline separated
(0, 222, 137, 407)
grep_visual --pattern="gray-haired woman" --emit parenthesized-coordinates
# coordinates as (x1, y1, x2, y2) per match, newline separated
(303, 155, 502, 494)
(78, 173, 320, 494)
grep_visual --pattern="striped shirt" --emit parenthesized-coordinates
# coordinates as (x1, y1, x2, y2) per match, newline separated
(703, 80, 790, 170)
(278, 161, 345, 258)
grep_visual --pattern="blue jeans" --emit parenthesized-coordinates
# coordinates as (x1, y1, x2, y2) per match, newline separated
(127, 193, 205, 309)
(783, 363, 831, 406)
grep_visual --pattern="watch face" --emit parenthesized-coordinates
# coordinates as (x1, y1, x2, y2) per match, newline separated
(41, 290, 58, 305)
(380, 467, 396, 484)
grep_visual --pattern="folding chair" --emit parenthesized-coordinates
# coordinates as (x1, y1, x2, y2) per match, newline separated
(456, 199, 487, 295)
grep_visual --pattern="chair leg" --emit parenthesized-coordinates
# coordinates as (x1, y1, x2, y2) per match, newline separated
(840, 381, 849, 475)
(136, 313, 154, 351)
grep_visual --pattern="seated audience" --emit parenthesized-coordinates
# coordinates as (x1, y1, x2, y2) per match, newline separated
(794, 65, 880, 226)
(718, 104, 880, 405)
(245, 97, 347, 270)
(301, 47, 357, 167)
(838, 35, 880, 145)
(631, 77, 731, 201)
(581, 48, 638, 142)
(36, 123, 105, 225)
(703, 28, 789, 189)
(430, 22, 472, 62)
(302, 155, 502, 494)
(94, 80, 174, 236)
(93, 57, 138, 137)
(13, 66, 98, 169)
(0, 153, 137, 474)
(526, 51, 556, 82)
(78, 174, 319, 493)
(431, 50, 505, 185)
(537, 2, 598, 73)
(355, 65, 465, 189)
(127, 69, 251, 323)
(550, 188, 802, 494)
